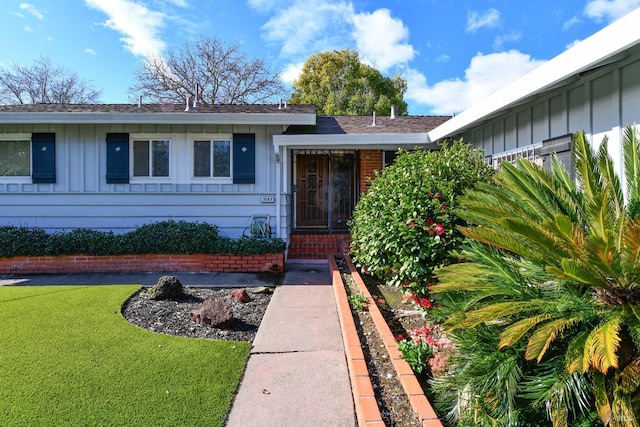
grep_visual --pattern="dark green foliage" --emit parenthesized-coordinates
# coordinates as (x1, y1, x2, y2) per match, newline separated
(0, 220, 285, 257)
(349, 139, 494, 297)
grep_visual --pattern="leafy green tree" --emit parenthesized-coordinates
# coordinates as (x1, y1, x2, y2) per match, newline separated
(290, 49, 408, 115)
(431, 126, 640, 426)
(349, 140, 493, 300)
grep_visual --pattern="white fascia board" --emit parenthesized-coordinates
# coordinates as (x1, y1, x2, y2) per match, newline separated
(428, 7, 640, 142)
(0, 112, 317, 125)
(273, 133, 434, 150)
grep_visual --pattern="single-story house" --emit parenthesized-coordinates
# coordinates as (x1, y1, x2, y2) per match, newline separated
(0, 101, 448, 259)
(428, 7, 640, 180)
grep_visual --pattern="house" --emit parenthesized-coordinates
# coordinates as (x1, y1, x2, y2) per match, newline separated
(0, 101, 448, 259)
(427, 7, 640, 180)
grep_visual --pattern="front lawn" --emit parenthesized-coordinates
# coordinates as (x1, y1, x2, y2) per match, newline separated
(0, 285, 251, 426)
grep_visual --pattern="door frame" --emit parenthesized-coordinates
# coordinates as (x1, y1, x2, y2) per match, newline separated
(291, 149, 358, 232)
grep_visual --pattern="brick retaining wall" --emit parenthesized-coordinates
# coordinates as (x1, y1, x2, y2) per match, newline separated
(0, 253, 284, 275)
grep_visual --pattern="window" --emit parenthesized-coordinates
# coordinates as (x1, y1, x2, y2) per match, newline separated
(133, 139, 170, 177)
(194, 139, 231, 178)
(0, 139, 30, 177)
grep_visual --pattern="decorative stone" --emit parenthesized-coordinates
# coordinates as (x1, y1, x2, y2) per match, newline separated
(149, 276, 183, 300)
(247, 286, 273, 295)
(189, 298, 234, 328)
(230, 288, 252, 303)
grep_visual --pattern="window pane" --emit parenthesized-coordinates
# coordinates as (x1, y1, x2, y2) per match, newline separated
(133, 141, 149, 176)
(194, 141, 210, 177)
(213, 140, 230, 177)
(152, 140, 169, 177)
(0, 140, 30, 176)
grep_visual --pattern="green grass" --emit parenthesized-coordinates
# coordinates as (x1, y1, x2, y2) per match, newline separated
(0, 285, 251, 426)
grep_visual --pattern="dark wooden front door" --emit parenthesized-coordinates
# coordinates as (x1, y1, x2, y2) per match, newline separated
(295, 152, 355, 230)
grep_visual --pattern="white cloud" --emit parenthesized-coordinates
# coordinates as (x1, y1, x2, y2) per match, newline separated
(24, 25, 33, 32)
(85, 48, 97, 55)
(435, 54, 450, 63)
(584, 0, 640, 21)
(493, 31, 521, 50)
(11, 12, 26, 18)
(280, 61, 304, 85)
(562, 16, 582, 30)
(258, 0, 354, 57)
(352, 9, 415, 72)
(566, 39, 582, 49)
(84, 0, 167, 57)
(406, 50, 546, 115)
(466, 8, 500, 33)
(20, 3, 44, 20)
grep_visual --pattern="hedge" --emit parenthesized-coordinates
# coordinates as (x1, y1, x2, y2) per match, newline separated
(0, 220, 286, 258)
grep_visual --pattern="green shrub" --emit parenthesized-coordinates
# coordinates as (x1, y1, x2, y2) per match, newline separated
(349, 139, 493, 298)
(0, 220, 285, 257)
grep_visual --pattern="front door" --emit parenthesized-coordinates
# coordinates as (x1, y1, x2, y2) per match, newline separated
(294, 152, 355, 230)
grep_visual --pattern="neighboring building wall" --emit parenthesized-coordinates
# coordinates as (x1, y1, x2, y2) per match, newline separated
(0, 123, 286, 238)
(359, 149, 382, 193)
(463, 51, 640, 178)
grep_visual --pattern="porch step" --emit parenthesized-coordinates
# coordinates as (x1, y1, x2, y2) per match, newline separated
(287, 233, 351, 260)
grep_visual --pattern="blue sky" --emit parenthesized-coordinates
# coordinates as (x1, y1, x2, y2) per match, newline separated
(1, 0, 639, 115)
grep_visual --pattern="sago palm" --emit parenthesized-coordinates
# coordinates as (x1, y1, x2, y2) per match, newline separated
(432, 125, 640, 426)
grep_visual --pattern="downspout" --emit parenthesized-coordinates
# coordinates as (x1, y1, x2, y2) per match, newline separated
(274, 142, 282, 239)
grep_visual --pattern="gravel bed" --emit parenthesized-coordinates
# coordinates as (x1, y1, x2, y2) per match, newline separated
(121, 286, 273, 342)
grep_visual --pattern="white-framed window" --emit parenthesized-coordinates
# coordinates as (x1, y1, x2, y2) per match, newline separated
(0, 134, 31, 180)
(131, 137, 170, 178)
(192, 136, 232, 180)
(488, 144, 543, 170)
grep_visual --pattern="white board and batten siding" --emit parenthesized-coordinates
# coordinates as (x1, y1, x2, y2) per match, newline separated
(0, 123, 286, 238)
(464, 48, 640, 179)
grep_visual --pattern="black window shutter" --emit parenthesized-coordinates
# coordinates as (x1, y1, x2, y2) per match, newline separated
(233, 134, 255, 184)
(106, 133, 130, 184)
(32, 133, 56, 183)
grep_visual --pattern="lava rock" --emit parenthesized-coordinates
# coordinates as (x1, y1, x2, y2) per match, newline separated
(189, 298, 234, 328)
(230, 288, 252, 303)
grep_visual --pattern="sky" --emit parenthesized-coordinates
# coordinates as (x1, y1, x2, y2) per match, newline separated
(1, 0, 639, 115)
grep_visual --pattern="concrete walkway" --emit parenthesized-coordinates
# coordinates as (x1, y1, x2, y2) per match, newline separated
(2, 262, 357, 426)
(226, 261, 355, 426)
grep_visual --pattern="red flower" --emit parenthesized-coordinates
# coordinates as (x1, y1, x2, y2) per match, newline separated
(407, 221, 415, 228)
(426, 218, 435, 226)
(377, 298, 386, 305)
(413, 295, 432, 309)
(395, 334, 404, 341)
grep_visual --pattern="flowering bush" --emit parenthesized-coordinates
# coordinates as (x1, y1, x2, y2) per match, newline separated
(349, 140, 493, 298)
(396, 326, 457, 377)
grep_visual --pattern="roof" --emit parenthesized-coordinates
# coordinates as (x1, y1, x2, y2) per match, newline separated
(284, 115, 450, 135)
(0, 103, 316, 125)
(428, 7, 640, 142)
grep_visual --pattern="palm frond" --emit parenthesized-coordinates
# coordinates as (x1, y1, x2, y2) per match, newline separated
(446, 300, 548, 330)
(584, 316, 622, 373)
(566, 330, 590, 374)
(499, 313, 558, 349)
(573, 130, 604, 206)
(598, 136, 626, 221)
(621, 219, 640, 276)
(623, 124, 640, 219)
(618, 355, 640, 394)
(593, 372, 613, 426)
(525, 316, 583, 363)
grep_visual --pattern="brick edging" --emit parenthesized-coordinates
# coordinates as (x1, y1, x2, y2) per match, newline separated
(329, 256, 385, 427)
(0, 253, 284, 274)
(338, 254, 443, 427)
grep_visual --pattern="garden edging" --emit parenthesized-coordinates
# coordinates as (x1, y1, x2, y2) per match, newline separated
(330, 254, 443, 427)
(0, 253, 284, 274)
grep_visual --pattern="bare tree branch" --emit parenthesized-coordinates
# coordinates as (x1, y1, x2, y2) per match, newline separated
(129, 36, 285, 104)
(0, 57, 101, 104)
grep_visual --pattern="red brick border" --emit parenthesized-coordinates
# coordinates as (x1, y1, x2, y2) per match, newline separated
(0, 253, 284, 274)
(330, 254, 443, 427)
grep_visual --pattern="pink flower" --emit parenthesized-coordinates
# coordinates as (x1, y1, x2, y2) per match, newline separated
(377, 298, 386, 305)
(440, 203, 447, 210)
(434, 224, 445, 236)
(395, 334, 404, 341)
(434, 193, 441, 199)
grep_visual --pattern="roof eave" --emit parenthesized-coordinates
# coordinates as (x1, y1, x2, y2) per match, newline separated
(274, 132, 436, 150)
(0, 112, 317, 125)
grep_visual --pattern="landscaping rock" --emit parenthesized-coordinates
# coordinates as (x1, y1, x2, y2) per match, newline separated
(149, 276, 183, 300)
(189, 298, 234, 328)
(230, 288, 252, 303)
(247, 286, 273, 295)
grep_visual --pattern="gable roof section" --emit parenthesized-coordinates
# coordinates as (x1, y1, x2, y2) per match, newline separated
(428, 7, 640, 142)
(275, 115, 451, 150)
(0, 103, 316, 125)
